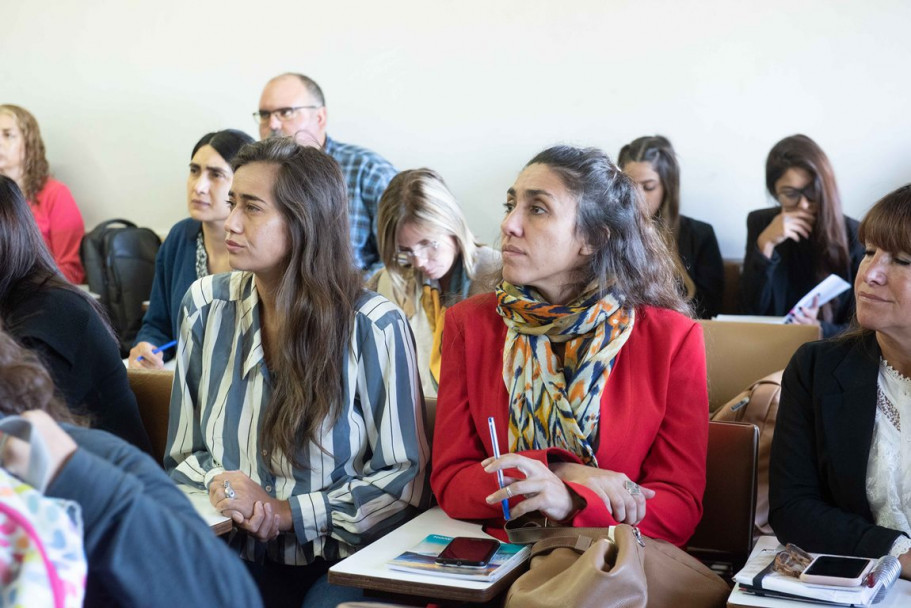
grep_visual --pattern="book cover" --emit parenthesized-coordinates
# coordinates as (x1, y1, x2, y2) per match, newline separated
(387, 534, 530, 582)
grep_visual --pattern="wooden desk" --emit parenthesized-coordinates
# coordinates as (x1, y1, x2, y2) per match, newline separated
(179, 485, 233, 536)
(329, 507, 525, 604)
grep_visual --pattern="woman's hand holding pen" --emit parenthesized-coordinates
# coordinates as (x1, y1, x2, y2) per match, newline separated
(210, 471, 290, 542)
(483, 453, 580, 522)
(757, 208, 816, 259)
(551, 462, 655, 525)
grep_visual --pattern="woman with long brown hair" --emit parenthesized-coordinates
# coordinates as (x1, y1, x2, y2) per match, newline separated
(619, 135, 724, 318)
(164, 138, 430, 608)
(741, 134, 864, 337)
(0, 104, 85, 283)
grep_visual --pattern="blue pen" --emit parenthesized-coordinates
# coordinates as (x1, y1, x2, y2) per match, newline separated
(136, 339, 178, 362)
(487, 416, 511, 521)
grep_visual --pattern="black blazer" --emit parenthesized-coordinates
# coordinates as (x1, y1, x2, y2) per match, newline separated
(769, 332, 904, 557)
(740, 208, 863, 338)
(677, 215, 724, 319)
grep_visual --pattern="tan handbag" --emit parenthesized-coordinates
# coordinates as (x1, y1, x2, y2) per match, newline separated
(504, 523, 729, 608)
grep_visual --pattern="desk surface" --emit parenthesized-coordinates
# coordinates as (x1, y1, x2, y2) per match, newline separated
(179, 485, 232, 536)
(329, 507, 524, 604)
(728, 538, 911, 607)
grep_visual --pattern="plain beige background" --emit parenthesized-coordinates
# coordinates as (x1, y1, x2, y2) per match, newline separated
(4, 0, 911, 258)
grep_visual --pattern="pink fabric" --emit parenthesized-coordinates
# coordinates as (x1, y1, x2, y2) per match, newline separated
(30, 179, 85, 284)
(431, 293, 709, 547)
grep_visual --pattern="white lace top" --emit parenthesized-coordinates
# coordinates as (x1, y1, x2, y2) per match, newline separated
(866, 358, 911, 556)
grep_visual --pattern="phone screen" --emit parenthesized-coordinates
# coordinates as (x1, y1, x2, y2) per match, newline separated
(435, 537, 500, 567)
(804, 556, 872, 578)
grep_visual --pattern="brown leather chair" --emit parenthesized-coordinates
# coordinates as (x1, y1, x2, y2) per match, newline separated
(720, 259, 743, 315)
(127, 368, 174, 464)
(698, 320, 819, 413)
(687, 420, 759, 574)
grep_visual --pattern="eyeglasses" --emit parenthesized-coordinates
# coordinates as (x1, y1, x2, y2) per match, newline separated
(394, 240, 441, 267)
(776, 183, 819, 208)
(253, 106, 322, 125)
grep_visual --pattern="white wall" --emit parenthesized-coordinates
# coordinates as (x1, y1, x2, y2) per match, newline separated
(4, 0, 911, 258)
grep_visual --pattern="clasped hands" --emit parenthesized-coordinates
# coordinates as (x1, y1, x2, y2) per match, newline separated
(209, 471, 290, 542)
(483, 453, 655, 525)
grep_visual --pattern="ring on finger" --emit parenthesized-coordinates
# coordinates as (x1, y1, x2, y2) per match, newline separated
(624, 480, 641, 496)
(505, 485, 514, 499)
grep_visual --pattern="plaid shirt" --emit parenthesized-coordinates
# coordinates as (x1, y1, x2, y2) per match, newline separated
(324, 135, 397, 275)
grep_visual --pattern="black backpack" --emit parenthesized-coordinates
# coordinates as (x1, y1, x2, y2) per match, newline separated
(80, 219, 161, 357)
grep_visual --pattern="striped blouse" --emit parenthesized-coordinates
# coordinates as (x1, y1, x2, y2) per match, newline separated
(165, 271, 431, 565)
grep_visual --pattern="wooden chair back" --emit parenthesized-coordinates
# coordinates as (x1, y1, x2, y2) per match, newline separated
(698, 319, 819, 413)
(127, 368, 174, 464)
(687, 420, 759, 573)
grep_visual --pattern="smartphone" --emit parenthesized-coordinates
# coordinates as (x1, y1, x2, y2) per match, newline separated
(434, 537, 500, 568)
(799, 555, 875, 587)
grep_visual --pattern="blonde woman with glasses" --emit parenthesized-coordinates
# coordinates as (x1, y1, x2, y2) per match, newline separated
(741, 134, 864, 337)
(369, 169, 500, 397)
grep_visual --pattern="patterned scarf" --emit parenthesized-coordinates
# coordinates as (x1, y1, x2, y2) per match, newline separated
(420, 258, 470, 390)
(497, 281, 635, 466)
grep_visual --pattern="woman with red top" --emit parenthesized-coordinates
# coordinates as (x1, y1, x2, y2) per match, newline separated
(0, 104, 85, 284)
(430, 145, 708, 547)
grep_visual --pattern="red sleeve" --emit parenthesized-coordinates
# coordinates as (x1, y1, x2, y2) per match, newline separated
(431, 301, 558, 523)
(37, 181, 86, 284)
(601, 321, 707, 546)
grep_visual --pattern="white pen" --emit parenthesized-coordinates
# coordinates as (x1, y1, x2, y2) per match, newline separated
(487, 416, 511, 520)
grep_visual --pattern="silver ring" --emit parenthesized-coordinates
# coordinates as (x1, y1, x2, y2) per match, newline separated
(624, 480, 641, 496)
(505, 485, 514, 499)
(224, 480, 236, 499)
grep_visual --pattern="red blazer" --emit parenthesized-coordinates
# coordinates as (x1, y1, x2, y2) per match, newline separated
(431, 293, 708, 547)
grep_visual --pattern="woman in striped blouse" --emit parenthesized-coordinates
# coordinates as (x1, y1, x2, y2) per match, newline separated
(165, 138, 431, 608)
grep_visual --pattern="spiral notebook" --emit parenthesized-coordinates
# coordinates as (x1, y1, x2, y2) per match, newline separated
(733, 537, 901, 606)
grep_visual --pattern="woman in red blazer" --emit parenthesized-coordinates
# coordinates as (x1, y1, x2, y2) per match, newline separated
(430, 145, 709, 547)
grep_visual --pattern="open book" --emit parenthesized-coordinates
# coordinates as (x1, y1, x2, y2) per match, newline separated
(733, 537, 901, 606)
(387, 534, 530, 582)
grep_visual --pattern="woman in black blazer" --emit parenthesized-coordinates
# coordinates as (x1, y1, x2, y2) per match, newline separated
(619, 135, 724, 318)
(770, 183, 911, 579)
(0, 175, 151, 453)
(741, 134, 864, 337)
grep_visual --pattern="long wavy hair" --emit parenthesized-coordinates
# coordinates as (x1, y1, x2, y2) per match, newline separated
(0, 105, 49, 203)
(766, 134, 850, 322)
(377, 168, 482, 300)
(618, 135, 696, 300)
(231, 138, 363, 469)
(525, 145, 691, 315)
(0, 175, 112, 336)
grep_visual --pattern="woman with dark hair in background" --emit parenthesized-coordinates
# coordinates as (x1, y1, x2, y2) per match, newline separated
(130, 129, 254, 368)
(0, 104, 86, 283)
(619, 135, 724, 318)
(0, 175, 150, 452)
(0, 327, 263, 607)
(770, 184, 911, 578)
(741, 134, 864, 337)
(369, 168, 500, 396)
(431, 145, 707, 547)
(165, 138, 430, 608)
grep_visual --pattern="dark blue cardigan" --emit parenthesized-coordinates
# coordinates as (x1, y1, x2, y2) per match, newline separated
(134, 217, 200, 357)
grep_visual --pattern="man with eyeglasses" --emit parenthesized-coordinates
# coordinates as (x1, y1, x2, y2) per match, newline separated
(256, 73, 396, 275)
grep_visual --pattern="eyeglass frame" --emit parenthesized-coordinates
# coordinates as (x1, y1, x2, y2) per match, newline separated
(776, 182, 820, 208)
(253, 105, 322, 125)
(394, 240, 442, 268)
